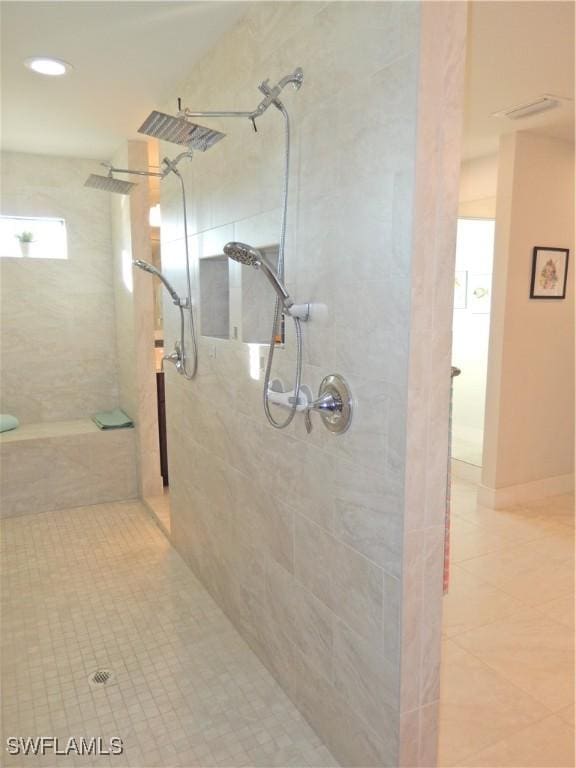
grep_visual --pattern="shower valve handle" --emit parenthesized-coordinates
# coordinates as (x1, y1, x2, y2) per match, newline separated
(305, 375, 353, 435)
(161, 343, 183, 373)
(308, 392, 341, 414)
(305, 391, 342, 433)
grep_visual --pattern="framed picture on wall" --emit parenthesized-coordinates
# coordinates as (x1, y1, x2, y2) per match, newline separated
(530, 247, 569, 299)
(454, 271, 467, 309)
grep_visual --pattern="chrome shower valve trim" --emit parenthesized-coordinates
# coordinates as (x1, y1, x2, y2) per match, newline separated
(266, 374, 353, 435)
(161, 346, 182, 373)
(304, 375, 353, 435)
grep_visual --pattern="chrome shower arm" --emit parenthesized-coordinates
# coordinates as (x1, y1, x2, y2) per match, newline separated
(101, 163, 165, 178)
(277, 68, 304, 90)
(180, 108, 255, 119)
(178, 68, 304, 123)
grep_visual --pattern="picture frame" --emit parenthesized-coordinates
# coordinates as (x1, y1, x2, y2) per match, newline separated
(530, 247, 569, 299)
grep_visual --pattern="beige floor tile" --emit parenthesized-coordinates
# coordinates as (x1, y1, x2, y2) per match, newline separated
(442, 566, 525, 638)
(556, 703, 575, 727)
(497, 559, 574, 608)
(459, 528, 573, 589)
(456, 503, 571, 544)
(461, 714, 575, 768)
(437, 640, 550, 767)
(518, 495, 575, 530)
(450, 479, 481, 509)
(449, 517, 516, 562)
(452, 607, 574, 712)
(522, 493, 575, 516)
(442, 483, 576, 766)
(536, 593, 575, 628)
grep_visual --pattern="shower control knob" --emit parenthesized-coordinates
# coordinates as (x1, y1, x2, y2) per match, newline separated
(308, 391, 340, 413)
(306, 374, 353, 435)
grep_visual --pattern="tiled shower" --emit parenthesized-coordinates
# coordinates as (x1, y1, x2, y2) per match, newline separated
(0, 3, 467, 767)
(155, 3, 465, 766)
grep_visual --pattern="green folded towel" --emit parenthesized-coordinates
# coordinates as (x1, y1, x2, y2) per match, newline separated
(0, 414, 19, 433)
(92, 408, 134, 430)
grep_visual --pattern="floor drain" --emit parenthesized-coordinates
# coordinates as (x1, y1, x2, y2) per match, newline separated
(89, 669, 114, 688)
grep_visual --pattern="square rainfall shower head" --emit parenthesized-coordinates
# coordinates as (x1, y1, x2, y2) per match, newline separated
(84, 174, 137, 195)
(138, 111, 225, 151)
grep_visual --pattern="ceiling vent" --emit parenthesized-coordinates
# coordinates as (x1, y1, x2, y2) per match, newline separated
(491, 95, 567, 121)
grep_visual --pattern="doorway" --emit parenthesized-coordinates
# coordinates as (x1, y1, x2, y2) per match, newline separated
(438, 1, 575, 765)
(451, 217, 495, 471)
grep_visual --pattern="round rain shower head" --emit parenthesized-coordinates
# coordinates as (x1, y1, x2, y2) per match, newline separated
(223, 241, 262, 266)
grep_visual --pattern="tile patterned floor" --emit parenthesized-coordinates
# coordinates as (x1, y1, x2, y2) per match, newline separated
(439, 478, 575, 767)
(0, 501, 337, 768)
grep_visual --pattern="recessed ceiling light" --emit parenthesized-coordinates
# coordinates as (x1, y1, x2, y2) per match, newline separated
(24, 57, 72, 77)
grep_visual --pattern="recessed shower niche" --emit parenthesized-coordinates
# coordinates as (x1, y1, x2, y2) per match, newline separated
(198, 244, 283, 345)
(198, 254, 230, 340)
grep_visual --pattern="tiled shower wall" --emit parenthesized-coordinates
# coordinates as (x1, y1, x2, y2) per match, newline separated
(0, 152, 119, 423)
(110, 141, 163, 498)
(158, 3, 466, 766)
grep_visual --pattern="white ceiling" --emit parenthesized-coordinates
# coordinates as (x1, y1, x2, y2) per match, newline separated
(464, 0, 574, 159)
(1, 1, 573, 162)
(0, 1, 246, 160)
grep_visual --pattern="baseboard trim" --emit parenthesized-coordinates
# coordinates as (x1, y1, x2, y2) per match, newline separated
(478, 473, 574, 509)
(451, 459, 482, 484)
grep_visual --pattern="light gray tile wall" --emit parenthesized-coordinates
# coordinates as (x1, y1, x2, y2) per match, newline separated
(0, 426, 137, 518)
(0, 152, 119, 423)
(158, 2, 466, 766)
(199, 256, 230, 339)
(110, 141, 164, 498)
(398, 4, 468, 766)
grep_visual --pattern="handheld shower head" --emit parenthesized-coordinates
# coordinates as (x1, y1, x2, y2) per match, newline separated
(133, 259, 182, 305)
(224, 242, 293, 309)
(223, 241, 261, 266)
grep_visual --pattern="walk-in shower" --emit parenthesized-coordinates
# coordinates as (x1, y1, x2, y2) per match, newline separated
(153, 69, 306, 428)
(84, 139, 224, 380)
(85, 68, 353, 433)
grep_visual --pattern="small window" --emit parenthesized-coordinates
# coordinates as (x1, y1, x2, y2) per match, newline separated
(0, 215, 68, 259)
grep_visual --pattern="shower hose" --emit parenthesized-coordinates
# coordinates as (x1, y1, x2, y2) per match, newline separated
(174, 168, 198, 380)
(262, 104, 303, 429)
